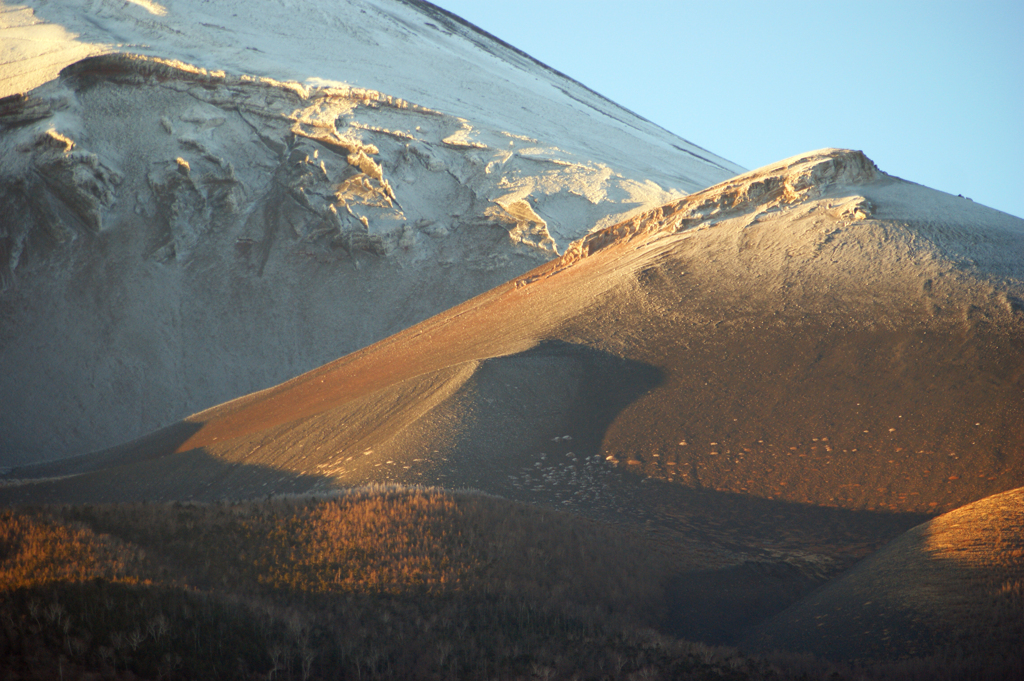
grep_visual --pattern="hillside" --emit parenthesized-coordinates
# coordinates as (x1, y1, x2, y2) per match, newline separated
(2, 147, 1022, 677)
(5, 148, 1022, 585)
(0, 0, 741, 466)
(3, 490, 1020, 679)
(745, 486, 1024, 661)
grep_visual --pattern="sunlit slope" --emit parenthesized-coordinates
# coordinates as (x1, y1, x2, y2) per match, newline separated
(744, 486, 1024, 660)
(5, 150, 1022, 528)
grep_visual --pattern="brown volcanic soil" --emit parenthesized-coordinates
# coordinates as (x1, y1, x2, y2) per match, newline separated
(4, 150, 1023, 585)
(744, 486, 1024, 661)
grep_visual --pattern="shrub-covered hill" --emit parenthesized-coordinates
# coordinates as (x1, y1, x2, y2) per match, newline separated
(3, 488, 1021, 680)
(744, 486, 1024, 663)
(0, 488, 742, 680)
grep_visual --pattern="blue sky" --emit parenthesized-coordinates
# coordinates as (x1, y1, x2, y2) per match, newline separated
(434, 1, 1023, 218)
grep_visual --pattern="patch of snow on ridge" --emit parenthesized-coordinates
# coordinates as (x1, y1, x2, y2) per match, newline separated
(0, 3, 107, 95)
(550, 149, 880, 271)
(542, 148, 1024, 283)
(124, 0, 167, 16)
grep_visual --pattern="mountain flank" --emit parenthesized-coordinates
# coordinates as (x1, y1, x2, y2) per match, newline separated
(5, 148, 1021, 575)
(1, 0, 741, 466)
(2, 487, 1021, 678)
(1, 146, 1022, 675)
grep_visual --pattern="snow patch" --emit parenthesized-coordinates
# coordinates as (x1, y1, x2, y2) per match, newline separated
(125, 0, 167, 17)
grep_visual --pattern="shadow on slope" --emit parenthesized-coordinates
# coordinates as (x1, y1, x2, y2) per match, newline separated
(366, 340, 666, 487)
(0, 342, 666, 507)
(606, 478, 931, 646)
(0, 443, 333, 506)
(0, 420, 204, 481)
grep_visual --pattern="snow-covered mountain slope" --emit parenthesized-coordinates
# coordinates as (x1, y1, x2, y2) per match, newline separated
(0, 0, 740, 190)
(0, 0, 742, 465)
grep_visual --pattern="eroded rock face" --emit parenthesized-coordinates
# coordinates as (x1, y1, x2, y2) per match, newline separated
(548, 149, 882, 272)
(0, 54, 729, 465)
(0, 122, 121, 287)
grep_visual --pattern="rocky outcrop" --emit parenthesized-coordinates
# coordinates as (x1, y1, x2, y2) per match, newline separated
(544, 149, 880, 275)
